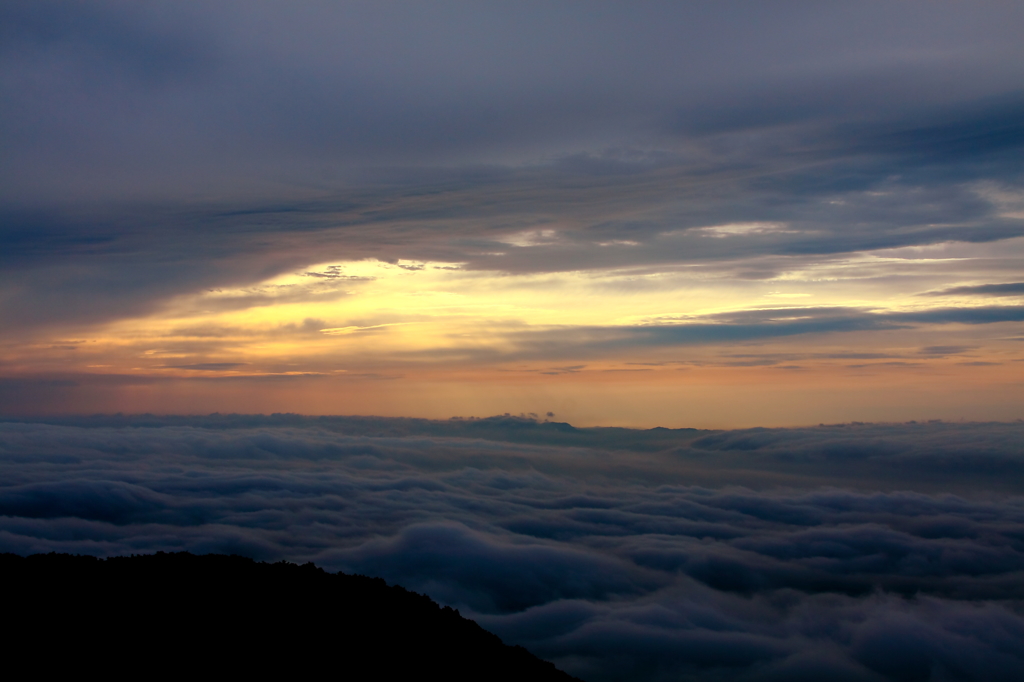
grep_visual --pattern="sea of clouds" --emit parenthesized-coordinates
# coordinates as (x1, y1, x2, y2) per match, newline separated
(2, 418, 1022, 681)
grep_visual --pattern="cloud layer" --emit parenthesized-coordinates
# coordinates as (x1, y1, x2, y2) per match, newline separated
(2, 418, 1022, 680)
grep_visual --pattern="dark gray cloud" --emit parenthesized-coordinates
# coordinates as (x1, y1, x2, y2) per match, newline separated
(925, 283, 1024, 297)
(467, 306, 1024, 362)
(2, 418, 1023, 680)
(2, 2, 1024, 335)
(3, 1, 1021, 187)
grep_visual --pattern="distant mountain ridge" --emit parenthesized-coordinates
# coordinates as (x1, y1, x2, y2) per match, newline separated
(0, 412, 705, 451)
(2, 551, 581, 680)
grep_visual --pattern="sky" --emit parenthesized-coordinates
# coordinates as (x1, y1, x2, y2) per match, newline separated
(2, 0, 1024, 425)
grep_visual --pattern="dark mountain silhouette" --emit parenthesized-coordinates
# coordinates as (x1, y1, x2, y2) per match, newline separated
(2, 551, 582, 680)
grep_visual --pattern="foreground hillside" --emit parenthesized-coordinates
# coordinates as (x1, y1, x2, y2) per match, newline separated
(2, 552, 580, 680)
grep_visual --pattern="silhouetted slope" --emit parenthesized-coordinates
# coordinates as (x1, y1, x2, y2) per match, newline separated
(2, 552, 581, 680)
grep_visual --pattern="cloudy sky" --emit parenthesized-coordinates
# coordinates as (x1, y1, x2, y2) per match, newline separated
(3, 1, 1024, 425)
